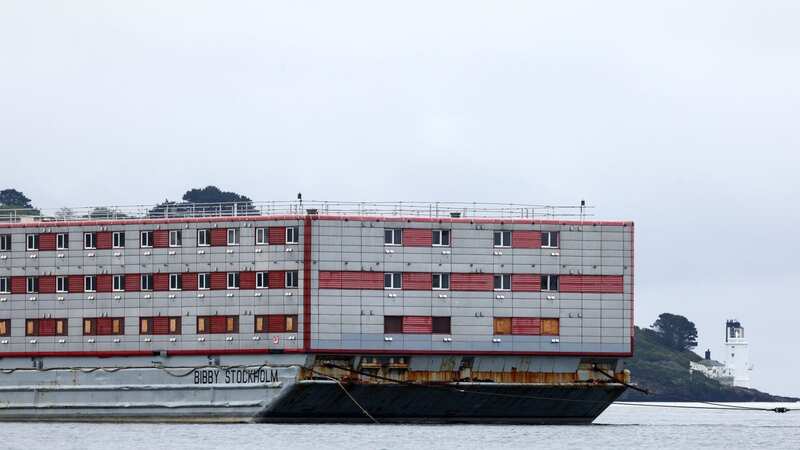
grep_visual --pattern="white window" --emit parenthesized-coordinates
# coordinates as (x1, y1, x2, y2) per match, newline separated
(56, 233, 69, 250)
(0, 235, 10, 251)
(26, 276, 38, 293)
(432, 229, 450, 246)
(493, 231, 511, 247)
(198, 273, 210, 290)
(255, 228, 267, 245)
(227, 228, 240, 246)
(141, 274, 153, 291)
(432, 273, 450, 290)
(384, 272, 402, 289)
(541, 275, 559, 291)
(286, 226, 299, 244)
(227, 272, 240, 289)
(541, 231, 559, 248)
(493, 274, 511, 291)
(140, 231, 153, 248)
(112, 274, 124, 292)
(256, 272, 267, 289)
(112, 231, 125, 248)
(384, 229, 402, 245)
(197, 229, 209, 246)
(84, 275, 96, 292)
(169, 273, 182, 291)
(26, 234, 39, 251)
(0, 277, 9, 293)
(56, 276, 67, 293)
(285, 270, 298, 288)
(84, 232, 96, 249)
(169, 230, 182, 247)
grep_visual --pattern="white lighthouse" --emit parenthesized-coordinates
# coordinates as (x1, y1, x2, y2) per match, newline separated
(724, 320, 752, 388)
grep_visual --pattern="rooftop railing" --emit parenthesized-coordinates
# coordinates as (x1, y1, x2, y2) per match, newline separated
(0, 200, 594, 223)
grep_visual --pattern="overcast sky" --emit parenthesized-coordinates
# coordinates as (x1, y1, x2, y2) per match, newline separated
(1, 2, 798, 395)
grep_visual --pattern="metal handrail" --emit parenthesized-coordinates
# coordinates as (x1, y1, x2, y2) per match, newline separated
(0, 200, 594, 223)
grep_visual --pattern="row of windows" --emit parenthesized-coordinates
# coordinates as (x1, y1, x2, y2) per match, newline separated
(381, 316, 561, 335)
(383, 229, 559, 248)
(383, 273, 559, 291)
(0, 227, 300, 251)
(0, 315, 300, 337)
(0, 271, 299, 294)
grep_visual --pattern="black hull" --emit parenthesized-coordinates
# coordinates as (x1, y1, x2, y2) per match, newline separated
(257, 382, 626, 425)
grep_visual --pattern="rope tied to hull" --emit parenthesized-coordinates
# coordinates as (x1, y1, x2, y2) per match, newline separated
(308, 368, 379, 424)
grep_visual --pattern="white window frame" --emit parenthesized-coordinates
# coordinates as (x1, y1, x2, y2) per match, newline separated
(169, 230, 182, 247)
(0, 235, 10, 251)
(227, 272, 240, 289)
(432, 229, 450, 247)
(541, 231, 559, 248)
(26, 234, 39, 251)
(493, 274, 511, 291)
(140, 231, 153, 248)
(112, 231, 125, 249)
(197, 229, 209, 247)
(384, 272, 402, 290)
(227, 228, 240, 246)
(432, 273, 450, 290)
(84, 232, 96, 250)
(384, 229, 402, 246)
(26, 276, 37, 293)
(169, 273, 181, 291)
(56, 233, 68, 250)
(141, 274, 153, 291)
(56, 276, 67, 293)
(255, 228, 267, 245)
(493, 231, 511, 248)
(285, 271, 298, 288)
(286, 226, 299, 244)
(256, 272, 267, 289)
(112, 274, 124, 292)
(0, 277, 9, 293)
(198, 273, 210, 290)
(84, 275, 96, 293)
(541, 275, 559, 291)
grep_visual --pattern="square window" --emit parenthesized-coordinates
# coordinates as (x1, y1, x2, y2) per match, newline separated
(56, 233, 69, 250)
(0, 234, 11, 251)
(0, 277, 8, 293)
(541, 231, 559, 248)
(494, 317, 512, 335)
(285, 271, 298, 288)
(198, 273, 210, 290)
(197, 229, 209, 246)
(112, 275, 124, 292)
(140, 231, 153, 248)
(56, 276, 68, 293)
(384, 272, 402, 289)
(541, 275, 559, 291)
(384, 316, 402, 333)
(432, 317, 451, 334)
(227, 272, 240, 289)
(84, 232, 96, 249)
(432, 273, 450, 290)
(169, 230, 182, 247)
(26, 234, 39, 251)
(169, 273, 182, 291)
(112, 231, 125, 248)
(26, 276, 38, 293)
(286, 226, 299, 244)
(141, 274, 153, 291)
(493, 274, 511, 291)
(493, 231, 511, 247)
(227, 228, 240, 245)
(432, 229, 450, 246)
(256, 272, 267, 289)
(384, 229, 402, 245)
(255, 228, 267, 245)
(84, 275, 96, 292)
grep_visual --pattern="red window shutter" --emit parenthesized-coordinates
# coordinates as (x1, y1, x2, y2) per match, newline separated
(68, 275, 84, 293)
(96, 275, 113, 293)
(153, 230, 169, 248)
(38, 276, 56, 294)
(209, 316, 227, 333)
(153, 273, 170, 291)
(402, 316, 433, 333)
(268, 227, 286, 245)
(318, 271, 384, 289)
(268, 315, 286, 332)
(210, 272, 227, 290)
(559, 275, 624, 293)
(96, 318, 113, 335)
(511, 317, 541, 335)
(10, 277, 26, 294)
(182, 273, 198, 291)
(38, 319, 56, 336)
(240, 271, 256, 289)
(512, 231, 541, 249)
(38, 233, 56, 251)
(152, 317, 170, 335)
(125, 274, 140, 292)
(96, 232, 113, 249)
(268, 271, 285, 289)
(512, 274, 541, 292)
(403, 229, 432, 246)
(450, 273, 493, 291)
(210, 228, 228, 246)
(402, 272, 432, 290)
(319, 271, 341, 289)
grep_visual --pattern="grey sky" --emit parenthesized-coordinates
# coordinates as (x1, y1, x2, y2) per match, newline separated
(2, 2, 798, 395)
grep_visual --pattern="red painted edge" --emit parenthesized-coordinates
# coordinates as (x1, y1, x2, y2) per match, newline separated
(630, 223, 635, 355)
(0, 214, 633, 229)
(303, 215, 313, 352)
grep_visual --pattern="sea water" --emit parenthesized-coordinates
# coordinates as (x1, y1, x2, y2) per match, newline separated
(3, 403, 798, 449)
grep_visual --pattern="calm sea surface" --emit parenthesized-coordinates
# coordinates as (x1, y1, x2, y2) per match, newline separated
(3, 403, 798, 450)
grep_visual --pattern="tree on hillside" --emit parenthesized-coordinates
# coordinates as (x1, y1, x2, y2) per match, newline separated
(0, 189, 33, 208)
(148, 186, 256, 218)
(651, 313, 698, 351)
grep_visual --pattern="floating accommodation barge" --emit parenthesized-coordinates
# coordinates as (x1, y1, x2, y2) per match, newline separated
(0, 201, 634, 423)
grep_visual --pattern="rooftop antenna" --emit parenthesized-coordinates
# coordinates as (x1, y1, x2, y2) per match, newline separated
(297, 192, 303, 214)
(580, 199, 586, 223)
